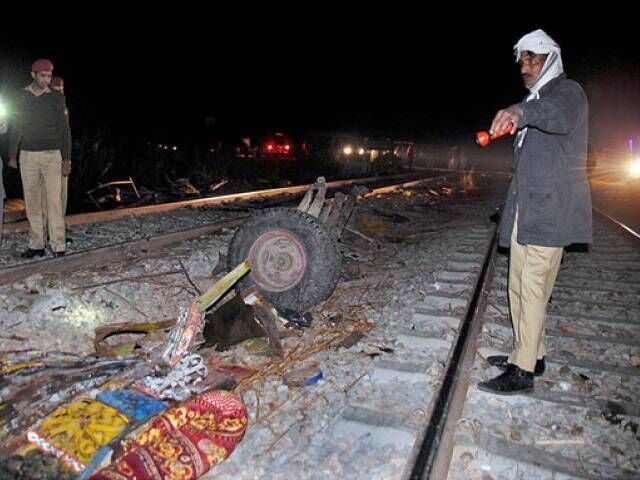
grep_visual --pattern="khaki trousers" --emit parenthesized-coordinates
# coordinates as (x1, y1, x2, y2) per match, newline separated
(62, 175, 68, 216)
(19, 150, 66, 252)
(507, 212, 563, 372)
(42, 174, 68, 239)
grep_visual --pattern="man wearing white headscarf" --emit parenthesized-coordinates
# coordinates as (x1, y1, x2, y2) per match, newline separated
(479, 29, 592, 395)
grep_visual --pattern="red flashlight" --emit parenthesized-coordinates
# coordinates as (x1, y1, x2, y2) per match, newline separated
(475, 123, 514, 147)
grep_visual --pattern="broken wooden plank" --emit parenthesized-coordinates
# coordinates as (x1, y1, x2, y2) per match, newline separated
(197, 260, 251, 312)
(241, 287, 284, 357)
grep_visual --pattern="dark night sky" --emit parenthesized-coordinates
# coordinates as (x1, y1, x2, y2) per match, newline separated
(1, 9, 639, 149)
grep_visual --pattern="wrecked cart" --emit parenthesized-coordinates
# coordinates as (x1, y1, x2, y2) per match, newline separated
(227, 177, 367, 311)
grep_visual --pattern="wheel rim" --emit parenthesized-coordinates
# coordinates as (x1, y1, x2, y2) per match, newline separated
(247, 230, 307, 292)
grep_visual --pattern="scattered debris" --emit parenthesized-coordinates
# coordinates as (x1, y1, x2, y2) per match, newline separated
(241, 287, 285, 357)
(344, 226, 380, 247)
(283, 365, 323, 387)
(626, 355, 640, 367)
(335, 330, 366, 350)
(202, 357, 255, 391)
(167, 176, 200, 196)
(208, 179, 229, 193)
(202, 294, 264, 350)
(162, 260, 250, 366)
(241, 337, 275, 355)
(534, 438, 585, 446)
(557, 324, 578, 334)
(277, 307, 313, 329)
(86, 177, 141, 210)
(211, 251, 228, 275)
(94, 319, 175, 357)
(0, 450, 77, 480)
(135, 353, 208, 401)
(376, 345, 395, 354)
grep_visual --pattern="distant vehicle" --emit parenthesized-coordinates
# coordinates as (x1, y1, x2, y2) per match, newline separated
(233, 137, 256, 158)
(302, 132, 370, 175)
(261, 132, 294, 157)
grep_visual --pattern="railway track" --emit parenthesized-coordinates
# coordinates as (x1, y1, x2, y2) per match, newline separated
(2, 172, 444, 234)
(4, 171, 636, 479)
(0, 173, 447, 286)
(208, 178, 502, 479)
(413, 209, 640, 480)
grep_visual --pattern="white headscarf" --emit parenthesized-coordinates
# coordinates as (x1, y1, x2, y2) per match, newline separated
(513, 29, 564, 147)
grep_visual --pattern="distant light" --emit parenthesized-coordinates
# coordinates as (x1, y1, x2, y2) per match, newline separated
(267, 144, 274, 151)
(172, 146, 178, 151)
(284, 144, 290, 151)
(358, 148, 365, 155)
(343, 146, 353, 155)
(0, 102, 7, 118)
(630, 159, 640, 178)
(158, 144, 163, 148)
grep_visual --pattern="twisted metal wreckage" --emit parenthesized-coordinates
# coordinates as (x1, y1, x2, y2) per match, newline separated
(0, 177, 366, 479)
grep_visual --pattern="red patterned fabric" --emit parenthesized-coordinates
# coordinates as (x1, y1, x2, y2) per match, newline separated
(88, 390, 247, 480)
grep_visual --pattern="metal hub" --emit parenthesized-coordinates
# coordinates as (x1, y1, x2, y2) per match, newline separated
(247, 230, 307, 292)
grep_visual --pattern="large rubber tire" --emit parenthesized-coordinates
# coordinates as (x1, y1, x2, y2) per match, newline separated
(227, 207, 342, 311)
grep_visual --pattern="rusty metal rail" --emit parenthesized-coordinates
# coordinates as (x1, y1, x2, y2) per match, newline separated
(407, 226, 498, 479)
(3, 173, 447, 234)
(0, 174, 449, 286)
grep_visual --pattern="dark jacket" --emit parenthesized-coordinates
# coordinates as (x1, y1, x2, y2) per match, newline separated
(8, 87, 71, 161)
(498, 74, 592, 248)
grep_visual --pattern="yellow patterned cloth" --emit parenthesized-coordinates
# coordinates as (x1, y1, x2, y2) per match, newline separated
(29, 398, 129, 472)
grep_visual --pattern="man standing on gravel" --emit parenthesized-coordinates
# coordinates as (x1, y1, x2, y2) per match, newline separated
(8, 59, 71, 258)
(479, 29, 592, 395)
(43, 76, 70, 232)
(50, 76, 69, 217)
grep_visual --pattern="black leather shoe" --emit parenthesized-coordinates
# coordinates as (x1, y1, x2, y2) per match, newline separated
(478, 364, 534, 395)
(21, 248, 45, 259)
(487, 355, 545, 376)
(53, 251, 66, 258)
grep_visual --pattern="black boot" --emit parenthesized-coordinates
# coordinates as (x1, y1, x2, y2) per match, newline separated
(20, 248, 45, 259)
(487, 355, 545, 376)
(478, 364, 534, 395)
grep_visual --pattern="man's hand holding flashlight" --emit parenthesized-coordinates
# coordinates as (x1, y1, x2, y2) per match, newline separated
(490, 105, 523, 136)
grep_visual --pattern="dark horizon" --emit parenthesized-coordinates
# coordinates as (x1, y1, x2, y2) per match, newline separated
(1, 11, 639, 150)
